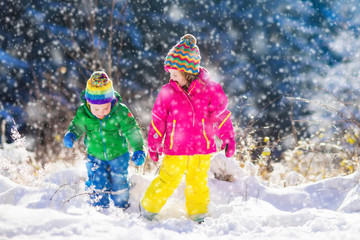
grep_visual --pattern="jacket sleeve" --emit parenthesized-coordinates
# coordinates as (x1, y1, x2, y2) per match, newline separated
(148, 87, 168, 152)
(117, 104, 144, 151)
(67, 107, 86, 139)
(209, 83, 235, 141)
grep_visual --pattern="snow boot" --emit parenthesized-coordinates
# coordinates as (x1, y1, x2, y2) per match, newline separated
(189, 213, 207, 224)
(139, 203, 157, 221)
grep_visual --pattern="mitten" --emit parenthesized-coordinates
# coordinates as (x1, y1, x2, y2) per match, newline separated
(221, 138, 236, 158)
(131, 150, 146, 166)
(64, 132, 77, 148)
(148, 146, 163, 162)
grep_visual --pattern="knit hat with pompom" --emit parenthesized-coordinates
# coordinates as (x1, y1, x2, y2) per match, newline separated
(164, 34, 201, 74)
(85, 71, 114, 104)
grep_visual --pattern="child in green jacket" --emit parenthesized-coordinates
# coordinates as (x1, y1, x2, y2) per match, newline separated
(64, 71, 145, 209)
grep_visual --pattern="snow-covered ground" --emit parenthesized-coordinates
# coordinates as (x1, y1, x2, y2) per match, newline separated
(1, 151, 360, 240)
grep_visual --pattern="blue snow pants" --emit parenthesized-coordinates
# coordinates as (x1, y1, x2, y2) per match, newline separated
(85, 152, 130, 208)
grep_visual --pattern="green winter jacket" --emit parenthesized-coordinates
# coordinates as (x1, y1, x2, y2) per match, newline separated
(67, 91, 144, 161)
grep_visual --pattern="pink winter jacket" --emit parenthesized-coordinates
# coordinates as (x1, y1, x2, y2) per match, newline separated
(148, 67, 235, 156)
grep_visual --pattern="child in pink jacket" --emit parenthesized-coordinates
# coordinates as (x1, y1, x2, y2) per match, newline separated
(140, 34, 236, 223)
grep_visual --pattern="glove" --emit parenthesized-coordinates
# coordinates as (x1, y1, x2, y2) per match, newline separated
(148, 147, 163, 162)
(131, 150, 146, 166)
(221, 138, 236, 158)
(64, 132, 77, 148)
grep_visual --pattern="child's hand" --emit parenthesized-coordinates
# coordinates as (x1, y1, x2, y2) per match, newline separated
(221, 138, 236, 158)
(132, 150, 146, 166)
(148, 147, 163, 162)
(64, 132, 77, 148)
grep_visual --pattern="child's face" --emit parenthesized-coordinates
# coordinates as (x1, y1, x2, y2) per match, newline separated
(169, 69, 187, 87)
(88, 102, 111, 119)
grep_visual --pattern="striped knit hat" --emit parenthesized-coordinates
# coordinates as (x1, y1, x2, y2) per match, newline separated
(164, 34, 201, 74)
(85, 71, 114, 104)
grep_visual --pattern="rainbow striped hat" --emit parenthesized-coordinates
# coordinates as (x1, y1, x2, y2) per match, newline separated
(164, 34, 201, 74)
(85, 71, 114, 104)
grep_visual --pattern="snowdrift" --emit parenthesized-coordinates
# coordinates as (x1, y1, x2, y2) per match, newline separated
(1, 153, 360, 240)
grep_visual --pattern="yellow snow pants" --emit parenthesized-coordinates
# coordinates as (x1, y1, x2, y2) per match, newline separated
(141, 154, 211, 216)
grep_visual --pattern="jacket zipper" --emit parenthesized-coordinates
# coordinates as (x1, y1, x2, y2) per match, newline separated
(174, 82, 196, 126)
(170, 119, 176, 149)
(87, 99, 117, 161)
(181, 91, 195, 127)
(99, 115, 111, 161)
(202, 119, 210, 149)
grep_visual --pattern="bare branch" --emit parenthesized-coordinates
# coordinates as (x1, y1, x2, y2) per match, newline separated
(290, 95, 299, 145)
(240, 94, 287, 141)
(107, 0, 116, 76)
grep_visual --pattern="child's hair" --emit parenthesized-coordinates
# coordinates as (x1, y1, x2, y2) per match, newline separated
(179, 71, 199, 92)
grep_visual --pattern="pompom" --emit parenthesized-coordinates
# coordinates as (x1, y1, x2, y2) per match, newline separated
(90, 71, 109, 87)
(181, 34, 196, 45)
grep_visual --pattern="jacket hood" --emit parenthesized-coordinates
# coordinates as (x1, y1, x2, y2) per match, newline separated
(80, 90, 122, 104)
(198, 67, 210, 82)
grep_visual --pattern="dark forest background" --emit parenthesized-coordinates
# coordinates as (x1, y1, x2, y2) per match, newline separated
(1, 0, 359, 163)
